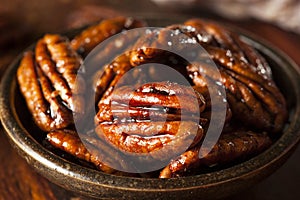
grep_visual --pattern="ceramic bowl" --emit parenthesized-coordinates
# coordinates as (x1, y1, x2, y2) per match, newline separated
(1, 17, 300, 200)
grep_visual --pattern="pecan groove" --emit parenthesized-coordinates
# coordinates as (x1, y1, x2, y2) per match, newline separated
(71, 16, 146, 56)
(17, 34, 84, 131)
(47, 130, 115, 173)
(159, 131, 272, 178)
(95, 81, 206, 162)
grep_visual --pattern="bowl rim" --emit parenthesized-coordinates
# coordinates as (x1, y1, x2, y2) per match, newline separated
(1, 22, 300, 194)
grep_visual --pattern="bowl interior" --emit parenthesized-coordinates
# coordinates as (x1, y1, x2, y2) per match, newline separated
(1, 17, 300, 199)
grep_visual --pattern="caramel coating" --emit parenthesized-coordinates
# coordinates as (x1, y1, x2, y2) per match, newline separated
(185, 19, 287, 133)
(95, 81, 206, 159)
(47, 130, 115, 173)
(17, 34, 84, 131)
(96, 81, 206, 123)
(17, 51, 73, 131)
(71, 16, 146, 56)
(159, 131, 272, 178)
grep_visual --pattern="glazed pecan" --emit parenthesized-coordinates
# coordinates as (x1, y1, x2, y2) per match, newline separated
(96, 81, 206, 123)
(71, 16, 146, 56)
(95, 81, 207, 163)
(93, 52, 133, 104)
(129, 27, 195, 77)
(47, 129, 115, 173)
(17, 34, 84, 131)
(17, 51, 72, 131)
(185, 19, 287, 133)
(159, 130, 272, 178)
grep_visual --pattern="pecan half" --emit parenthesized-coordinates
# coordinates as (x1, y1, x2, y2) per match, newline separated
(95, 81, 206, 164)
(17, 34, 84, 131)
(159, 130, 272, 178)
(47, 129, 115, 173)
(71, 16, 146, 57)
(184, 19, 287, 133)
(93, 52, 133, 104)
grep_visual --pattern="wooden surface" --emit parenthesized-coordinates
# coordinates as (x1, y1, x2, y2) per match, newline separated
(0, 1, 299, 199)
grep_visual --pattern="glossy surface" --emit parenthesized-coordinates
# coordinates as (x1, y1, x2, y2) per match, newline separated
(1, 16, 300, 199)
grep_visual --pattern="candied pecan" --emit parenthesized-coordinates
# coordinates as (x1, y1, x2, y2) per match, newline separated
(93, 52, 133, 104)
(35, 34, 84, 113)
(183, 19, 287, 133)
(95, 81, 206, 163)
(71, 16, 146, 56)
(184, 18, 271, 76)
(159, 130, 272, 178)
(96, 81, 205, 123)
(47, 129, 115, 173)
(17, 51, 73, 131)
(17, 34, 84, 131)
(187, 48, 286, 132)
(129, 27, 195, 75)
(96, 121, 203, 155)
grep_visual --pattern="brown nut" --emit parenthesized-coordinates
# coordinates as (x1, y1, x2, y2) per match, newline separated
(47, 129, 115, 173)
(71, 16, 146, 57)
(17, 34, 84, 131)
(184, 19, 287, 133)
(159, 130, 272, 178)
(95, 81, 207, 165)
